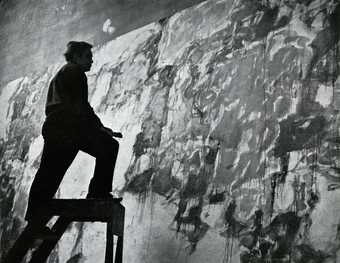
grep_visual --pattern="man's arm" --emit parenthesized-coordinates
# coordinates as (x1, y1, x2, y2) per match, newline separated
(60, 64, 104, 127)
(100, 127, 123, 138)
(60, 64, 122, 138)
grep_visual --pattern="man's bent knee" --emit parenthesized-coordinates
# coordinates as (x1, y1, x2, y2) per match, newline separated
(102, 137, 119, 157)
(110, 138, 119, 154)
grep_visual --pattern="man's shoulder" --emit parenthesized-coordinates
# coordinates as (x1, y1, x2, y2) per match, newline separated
(55, 63, 86, 84)
(54, 63, 85, 84)
(60, 62, 83, 75)
(57, 63, 85, 77)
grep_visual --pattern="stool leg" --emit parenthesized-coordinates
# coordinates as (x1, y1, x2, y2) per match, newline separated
(29, 217, 70, 263)
(105, 221, 114, 263)
(2, 216, 52, 263)
(115, 235, 123, 263)
(2, 227, 36, 263)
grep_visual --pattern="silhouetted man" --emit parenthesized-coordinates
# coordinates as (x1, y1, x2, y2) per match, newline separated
(25, 41, 122, 232)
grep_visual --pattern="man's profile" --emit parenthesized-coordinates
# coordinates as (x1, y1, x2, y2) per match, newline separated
(25, 41, 122, 236)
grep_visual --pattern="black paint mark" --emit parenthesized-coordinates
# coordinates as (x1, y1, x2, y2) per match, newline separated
(240, 212, 301, 262)
(181, 171, 209, 199)
(274, 115, 326, 157)
(307, 192, 319, 209)
(305, 3, 340, 80)
(132, 132, 149, 159)
(208, 189, 226, 204)
(221, 199, 247, 238)
(143, 31, 162, 79)
(293, 244, 330, 263)
(65, 253, 85, 263)
(126, 168, 154, 195)
(158, 65, 176, 88)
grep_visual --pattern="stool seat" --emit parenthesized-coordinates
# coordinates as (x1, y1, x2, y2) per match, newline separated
(3, 198, 125, 263)
(40, 198, 125, 236)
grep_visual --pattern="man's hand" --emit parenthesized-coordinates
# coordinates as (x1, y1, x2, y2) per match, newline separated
(101, 127, 123, 138)
(112, 132, 123, 138)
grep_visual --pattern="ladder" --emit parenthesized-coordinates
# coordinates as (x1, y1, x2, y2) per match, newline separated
(3, 198, 125, 263)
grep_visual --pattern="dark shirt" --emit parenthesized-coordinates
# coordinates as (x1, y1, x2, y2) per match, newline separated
(45, 62, 103, 129)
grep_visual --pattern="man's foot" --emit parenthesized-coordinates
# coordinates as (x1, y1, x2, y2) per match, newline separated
(86, 192, 123, 202)
(86, 192, 113, 199)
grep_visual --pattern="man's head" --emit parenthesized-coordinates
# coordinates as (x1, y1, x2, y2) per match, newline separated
(64, 41, 93, 72)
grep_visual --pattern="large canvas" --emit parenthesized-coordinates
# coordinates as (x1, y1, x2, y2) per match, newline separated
(0, 0, 339, 262)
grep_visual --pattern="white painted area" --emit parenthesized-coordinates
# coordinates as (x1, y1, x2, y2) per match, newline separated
(310, 176, 340, 253)
(160, 79, 189, 144)
(238, 164, 252, 183)
(269, 35, 285, 61)
(273, 172, 296, 212)
(0, 78, 23, 139)
(59, 152, 95, 199)
(273, 95, 283, 113)
(225, 98, 239, 112)
(210, 104, 224, 133)
(248, 111, 258, 121)
(311, 12, 325, 31)
(289, 97, 299, 115)
(112, 124, 141, 190)
(301, 119, 311, 129)
(119, 194, 228, 263)
(238, 129, 252, 154)
(91, 23, 161, 74)
(237, 105, 245, 119)
(288, 151, 302, 171)
(290, 14, 316, 42)
(26, 135, 44, 166)
(268, 12, 316, 68)
(90, 69, 112, 109)
(16, 136, 44, 205)
(99, 101, 144, 190)
(102, 18, 116, 34)
(135, 154, 152, 174)
(308, 0, 329, 13)
(262, 127, 270, 145)
(315, 84, 333, 108)
(157, 0, 233, 67)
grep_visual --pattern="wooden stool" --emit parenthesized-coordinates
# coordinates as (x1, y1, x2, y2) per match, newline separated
(3, 198, 125, 263)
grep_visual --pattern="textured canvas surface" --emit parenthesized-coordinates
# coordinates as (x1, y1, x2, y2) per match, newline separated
(0, 0, 339, 262)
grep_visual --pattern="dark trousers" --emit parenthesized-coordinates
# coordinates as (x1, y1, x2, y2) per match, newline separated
(25, 121, 119, 221)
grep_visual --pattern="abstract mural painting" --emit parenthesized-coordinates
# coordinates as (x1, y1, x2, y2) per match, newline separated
(0, 0, 339, 262)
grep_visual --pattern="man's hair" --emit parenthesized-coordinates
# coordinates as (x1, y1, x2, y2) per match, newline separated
(64, 41, 93, 62)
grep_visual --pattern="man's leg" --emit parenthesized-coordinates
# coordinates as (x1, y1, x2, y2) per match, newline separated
(25, 140, 78, 221)
(79, 130, 119, 196)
